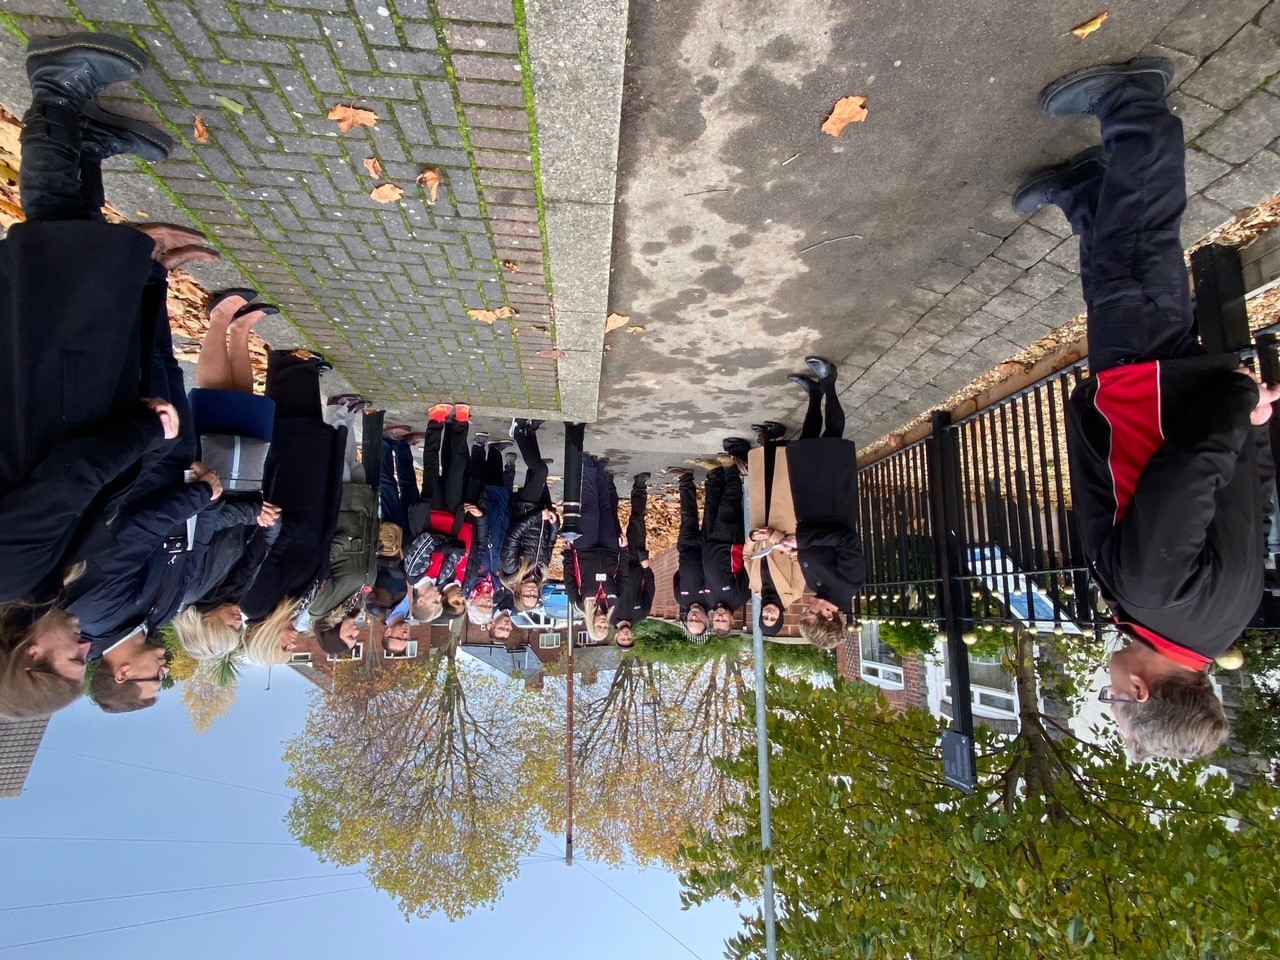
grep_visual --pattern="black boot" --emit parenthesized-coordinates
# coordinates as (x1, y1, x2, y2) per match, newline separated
(721, 437, 751, 461)
(788, 373, 821, 397)
(21, 33, 149, 222)
(82, 102, 173, 163)
(1012, 146, 1105, 214)
(1038, 57, 1174, 117)
(25, 32, 148, 107)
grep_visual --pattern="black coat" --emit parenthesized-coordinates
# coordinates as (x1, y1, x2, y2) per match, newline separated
(240, 417, 346, 621)
(238, 352, 348, 621)
(786, 438, 866, 608)
(703, 542, 749, 611)
(68, 481, 215, 651)
(500, 506, 558, 576)
(565, 544, 621, 611)
(617, 551, 655, 624)
(0, 221, 171, 601)
(674, 545, 713, 616)
(1067, 355, 1265, 657)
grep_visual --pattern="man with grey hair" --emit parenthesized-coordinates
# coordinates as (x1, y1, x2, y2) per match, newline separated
(1014, 58, 1280, 759)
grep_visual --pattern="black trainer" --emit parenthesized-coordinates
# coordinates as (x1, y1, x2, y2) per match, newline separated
(722, 437, 751, 460)
(632, 472, 651, 486)
(26, 32, 149, 109)
(788, 373, 820, 396)
(1039, 57, 1175, 118)
(81, 102, 173, 163)
(1012, 146, 1106, 214)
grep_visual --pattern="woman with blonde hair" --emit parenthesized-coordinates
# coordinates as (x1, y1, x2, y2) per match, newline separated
(500, 419, 558, 612)
(564, 455, 622, 643)
(0, 607, 88, 719)
(243, 598, 304, 666)
(170, 605, 243, 662)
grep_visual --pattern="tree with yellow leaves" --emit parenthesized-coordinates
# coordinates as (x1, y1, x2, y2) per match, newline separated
(284, 651, 561, 920)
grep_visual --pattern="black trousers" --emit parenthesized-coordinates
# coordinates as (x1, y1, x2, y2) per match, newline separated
(422, 420, 468, 511)
(578, 457, 620, 550)
(800, 384, 845, 439)
(703, 465, 744, 545)
(1052, 82, 1202, 373)
(626, 478, 649, 560)
(512, 427, 550, 510)
(463, 441, 504, 504)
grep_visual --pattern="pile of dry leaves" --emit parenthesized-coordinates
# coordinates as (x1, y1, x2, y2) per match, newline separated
(0, 104, 269, 386)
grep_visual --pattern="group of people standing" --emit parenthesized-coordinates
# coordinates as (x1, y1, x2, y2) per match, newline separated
(0, 32, 1271, 765)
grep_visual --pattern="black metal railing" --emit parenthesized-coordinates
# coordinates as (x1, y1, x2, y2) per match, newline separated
(853, 241, 1280, 791)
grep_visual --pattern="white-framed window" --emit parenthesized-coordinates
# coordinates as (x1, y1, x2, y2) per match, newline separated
(384, 640, 419, 659)
(327, 643, 363, 662)
(290, 652, 313, 664)
(859, 621, 905, 689)
(577, 630, 591, 646)
(539, 633, 562, 650)
(943, 651, 1017, 719)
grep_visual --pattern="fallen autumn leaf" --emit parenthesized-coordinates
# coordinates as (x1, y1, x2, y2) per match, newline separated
(537, 349, 567, 360)
(821, 96, 869, 137)
(362, 156, 383, 178)
(417, 168, 442, 203)
(328, 102, 379, 132)
(193, 114, 209, 144)
(467, 308, 498, 324)
(502, 260, 520, 273)
(370, 183, 403, 203)
(627, 325, 646, 334)
(494, 305, 518, 319)
(213, 94, 245, 116)
(1070, 11, 1108, 38)
(604, 311, 630, 333)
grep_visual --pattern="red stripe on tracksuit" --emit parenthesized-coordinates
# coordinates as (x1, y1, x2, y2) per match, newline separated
(1093, 362, 1164, 523)
(731, 543, 743, 575)
(1093, 363, 1213, 670)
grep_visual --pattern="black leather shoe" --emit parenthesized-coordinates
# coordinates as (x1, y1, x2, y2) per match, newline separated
(81, 102, 173, 162)
(1039, 57, 1174, 117)
(788, 374, 820, 396)
(26, 32, 148, 109)
(1012, 146, 1106, 214)
(805, 356, 837, 384)
(721, 437, 751, 460)
(632, 471, 651, 486)
(760, 420, 786, 440)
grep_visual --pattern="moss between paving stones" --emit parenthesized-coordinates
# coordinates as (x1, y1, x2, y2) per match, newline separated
(6, 2, 559, 407)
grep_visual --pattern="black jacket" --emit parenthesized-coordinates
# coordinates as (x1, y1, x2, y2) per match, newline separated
(500, 506, 558, 577)
(1067, 356, 1264, 657)
(565, 544, 620, 612)
(617, 551, 655, 624)
(674, 545, 713, 616)
(787, 438, 866, 608)
(0, 221, 164, 601)
(68, 481, 215, 650)
(703, 542, 749, 611)
(181, 497, 264, 608)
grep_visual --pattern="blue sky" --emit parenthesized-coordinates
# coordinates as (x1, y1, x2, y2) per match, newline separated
(0, 667, 745, 959)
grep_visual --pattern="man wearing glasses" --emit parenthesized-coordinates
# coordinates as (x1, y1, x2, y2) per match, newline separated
(86, 626, 171, 714)
(1015, 58, 1280, 760)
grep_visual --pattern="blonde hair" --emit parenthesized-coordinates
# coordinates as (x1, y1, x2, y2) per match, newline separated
(583, 597, 611, 643)
(1115, 673, 1230, 760)
(0, 634, 82, 719)
(244, 598, 304, 666)
(501, 560, 544, 611)
(172, 607, 243, 661)
(799, 611, 846, 650)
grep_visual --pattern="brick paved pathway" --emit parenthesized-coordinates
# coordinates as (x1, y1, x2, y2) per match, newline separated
(0, 0, 600, 414)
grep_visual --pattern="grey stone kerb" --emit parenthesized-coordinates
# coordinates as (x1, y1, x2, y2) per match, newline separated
(526, 0, 628, 423)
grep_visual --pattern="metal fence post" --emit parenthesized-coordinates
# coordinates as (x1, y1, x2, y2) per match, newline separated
(928, 411, 977, 793)
(561, 422, 585, 543)
(361, 408, 384, 490)
(1192, 243, 1251, 353)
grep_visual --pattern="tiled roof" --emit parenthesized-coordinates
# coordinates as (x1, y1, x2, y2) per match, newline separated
(0, 716, 50, 798)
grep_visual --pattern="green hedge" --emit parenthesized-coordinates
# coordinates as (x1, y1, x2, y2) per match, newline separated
(629, 620, 836, 675)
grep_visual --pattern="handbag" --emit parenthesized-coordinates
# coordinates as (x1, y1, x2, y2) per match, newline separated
(199, 433, 270, 493)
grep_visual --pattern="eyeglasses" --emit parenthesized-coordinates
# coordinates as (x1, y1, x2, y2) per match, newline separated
(1097, 685, 1138, 704)
(120, 649, 172, 684)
